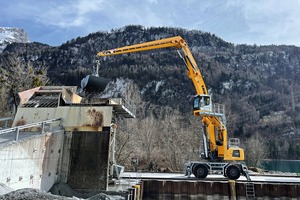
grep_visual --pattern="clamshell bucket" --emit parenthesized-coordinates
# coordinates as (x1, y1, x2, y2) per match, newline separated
(81, 75, 109, 93)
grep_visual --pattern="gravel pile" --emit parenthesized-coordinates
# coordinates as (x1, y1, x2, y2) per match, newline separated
(0, 188, 75, 200)
(0, 183, 127, 200)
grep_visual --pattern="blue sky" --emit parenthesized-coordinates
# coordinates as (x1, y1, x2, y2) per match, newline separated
(1, 0, 300, 46)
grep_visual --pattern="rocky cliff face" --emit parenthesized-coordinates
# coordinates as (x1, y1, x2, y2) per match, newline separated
(0, 27, 30, 52)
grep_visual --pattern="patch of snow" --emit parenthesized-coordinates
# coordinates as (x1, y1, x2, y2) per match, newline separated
(222, 80, 233, 90)
(141, 81, 154, 95)
(282, 131, 300, 137)
(0, 27, 30, 52)
(0, 31, 15, 41)
(155, 80, 164, 92)
(283, 131, 295, 136)
(141, 80, 164, 95)
(244, 80, 254, 90)
(221, 80, 234, 94)
(100, 78, 132, 98)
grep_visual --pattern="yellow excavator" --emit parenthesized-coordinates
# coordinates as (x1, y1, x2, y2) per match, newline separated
(97, 36, 248, 180)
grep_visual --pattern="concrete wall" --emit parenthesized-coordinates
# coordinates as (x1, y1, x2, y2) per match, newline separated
(0, 130, 64, 191)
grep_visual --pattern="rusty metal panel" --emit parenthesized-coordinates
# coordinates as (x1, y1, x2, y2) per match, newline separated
(18, 87, 41, 105)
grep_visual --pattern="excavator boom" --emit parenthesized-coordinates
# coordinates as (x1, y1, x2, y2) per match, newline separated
(98, 36, 208, 96)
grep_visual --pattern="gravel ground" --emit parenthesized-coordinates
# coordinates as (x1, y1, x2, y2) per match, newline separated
(0, 183, 127, 200)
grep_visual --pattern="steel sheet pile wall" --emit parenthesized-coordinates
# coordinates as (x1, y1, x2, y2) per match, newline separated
(142, 179, 300, 200)
(143, 180, 230, 200)
(236, 182, 300, 199)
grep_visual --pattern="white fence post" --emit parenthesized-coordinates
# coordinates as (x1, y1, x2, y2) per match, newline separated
(15, 127, 20, 141)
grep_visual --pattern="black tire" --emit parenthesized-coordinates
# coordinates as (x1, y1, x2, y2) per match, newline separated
(226, 165, 241, 180)
(193, 164, 208, 179)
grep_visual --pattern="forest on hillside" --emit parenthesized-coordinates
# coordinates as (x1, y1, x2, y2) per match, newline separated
(1, 25, 300, 170)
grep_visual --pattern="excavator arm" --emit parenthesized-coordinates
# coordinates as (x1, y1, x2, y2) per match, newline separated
(97, 36, 244, 161)
(97, 36, 208, 96)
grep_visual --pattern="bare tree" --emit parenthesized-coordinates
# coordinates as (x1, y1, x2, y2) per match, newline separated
(244, 133, 268, 167)
(0, 55, 48, 114)
(114, 81, 203, 172)
(0, 86, 9, 116)
(114, 82, 141, 165)
(158, 108, 202, 171)
(115, 117, 140, 166)
(139, 113, 160, 169)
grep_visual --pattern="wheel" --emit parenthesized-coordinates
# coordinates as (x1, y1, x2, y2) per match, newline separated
(193, 164, 208, 179)
(226, 165, 241, 180)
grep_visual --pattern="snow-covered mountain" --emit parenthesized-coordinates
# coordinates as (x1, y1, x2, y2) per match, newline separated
(0, 27, 30, 52)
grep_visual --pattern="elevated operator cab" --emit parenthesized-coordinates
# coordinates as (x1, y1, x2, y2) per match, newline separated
(193, 95, 212, 114)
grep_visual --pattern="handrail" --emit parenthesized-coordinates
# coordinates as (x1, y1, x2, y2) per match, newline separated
(0, 117, 14, 129)
(121, 97, 136, 117)
(212, 103, 226, 125)
(229, 138, 240, 147)
(0, 118, 62, 141)
(0, 117, 13, 122)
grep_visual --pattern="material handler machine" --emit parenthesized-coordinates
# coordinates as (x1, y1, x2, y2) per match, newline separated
(96, 36, 248, 180)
